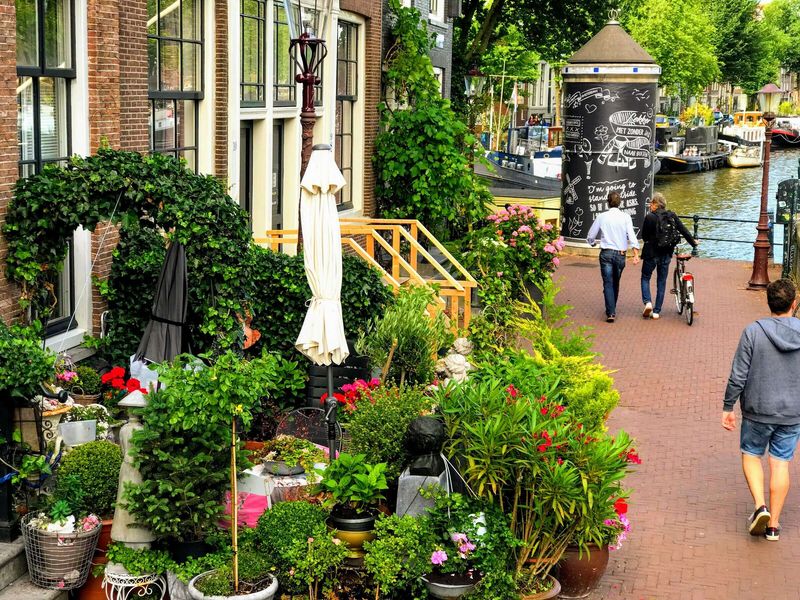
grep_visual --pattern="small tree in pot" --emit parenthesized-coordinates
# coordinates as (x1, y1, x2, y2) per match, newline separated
(315, 453, 388, 558)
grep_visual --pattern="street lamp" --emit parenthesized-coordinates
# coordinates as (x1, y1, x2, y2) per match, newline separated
(282, 0, 334, 175)
(748, 83, 784, 288)
(464, 66, 487, 98)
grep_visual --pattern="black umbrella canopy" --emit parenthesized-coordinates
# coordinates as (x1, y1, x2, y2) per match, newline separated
(134, 241, 188, 364)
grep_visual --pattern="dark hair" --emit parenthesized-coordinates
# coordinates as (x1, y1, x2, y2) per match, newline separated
(767, 278, 797, 314)
(608, 191, 621, 208)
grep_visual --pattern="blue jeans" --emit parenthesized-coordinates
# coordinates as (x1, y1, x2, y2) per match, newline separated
(740, 418, 800, 461)
(599, 249, 626, 317)
(641, 254, 672, 313)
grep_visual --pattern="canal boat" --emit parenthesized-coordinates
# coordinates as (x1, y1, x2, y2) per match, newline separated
(772, 117, 800, 148)
(720, 114, 764, 168)
(475, 151, 562, 193)
(656, 125, 730, 175)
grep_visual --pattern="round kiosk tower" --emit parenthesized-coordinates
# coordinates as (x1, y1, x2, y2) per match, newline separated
(560, 11, 661, 247)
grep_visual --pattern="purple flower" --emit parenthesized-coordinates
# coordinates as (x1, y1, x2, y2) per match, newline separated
(431, 550, 448, 566)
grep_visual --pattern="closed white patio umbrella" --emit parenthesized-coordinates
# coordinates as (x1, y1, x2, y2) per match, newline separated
(295, 144, 349, 366)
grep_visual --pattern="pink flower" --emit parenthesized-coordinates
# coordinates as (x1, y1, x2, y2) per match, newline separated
(307, 537, 314, 543)
(332, 538, 341, 545)
(451, 532, 468, 544)
(544, 243, 556, 254)
(496, 271, 503, 277)
(543, 223, 554, 231)
(431, 550, 448, 565)
(57, 581, 65, 589)
(57, 371, 78, 382)
(552, 257, 560, 267)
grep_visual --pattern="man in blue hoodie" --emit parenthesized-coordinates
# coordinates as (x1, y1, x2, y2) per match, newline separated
(723, 278, 800, 542)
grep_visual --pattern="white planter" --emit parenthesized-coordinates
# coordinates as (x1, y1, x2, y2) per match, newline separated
(167, 571, 193, 600)
(59, 419, 96, 446)
(188, 570, 278, 600)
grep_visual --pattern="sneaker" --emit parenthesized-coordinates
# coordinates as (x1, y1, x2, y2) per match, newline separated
(606, 315, 615, 323)
(748, 505, 771, 535)
(643, 302, 653, 318)
(765, 526, 780, 541)
(651, 313, 660, 320)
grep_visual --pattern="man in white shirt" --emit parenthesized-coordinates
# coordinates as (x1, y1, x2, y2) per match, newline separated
(586, 191, 640, 322)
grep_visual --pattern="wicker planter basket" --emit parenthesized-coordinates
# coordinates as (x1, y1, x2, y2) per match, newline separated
(21, 513, 101, 590)
(70, 392, 102, 406)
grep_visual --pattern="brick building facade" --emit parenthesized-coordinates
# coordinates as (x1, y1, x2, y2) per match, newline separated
(0, 0, 382, 353)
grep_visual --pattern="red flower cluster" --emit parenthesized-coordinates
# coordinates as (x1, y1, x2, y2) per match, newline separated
(613, 497, 628, 516)
(101, 367, 147, 394)
(321, 378, 380, 413)
(536, 430, 553, 453)
(623, 448, 642, 464)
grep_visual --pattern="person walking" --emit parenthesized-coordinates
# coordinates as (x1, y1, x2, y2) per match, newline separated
(639, 193, 698, 319)
(722, 278, 800, 542)
(586, 191, 640, 322)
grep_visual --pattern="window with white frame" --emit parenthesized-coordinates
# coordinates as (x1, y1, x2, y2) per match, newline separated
(241, 0, 266, 106)
(335, 20, 358, 209)
(273, 3, 295, 106)
(147, 0, 202, 171)
(429, 0, 444, 21)
(16, 0, 76, 333)
(432, 66, 444, 96)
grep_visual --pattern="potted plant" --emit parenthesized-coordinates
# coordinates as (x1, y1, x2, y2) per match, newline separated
(60, 404, 120, 445)
(21, 500, 102, 590)
(315, 453, 388, 557)
(58, 365, 103, 405)
(256, 434, 325, 476)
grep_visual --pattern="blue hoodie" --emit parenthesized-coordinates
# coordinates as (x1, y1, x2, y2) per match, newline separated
(724, 316, 800, 424)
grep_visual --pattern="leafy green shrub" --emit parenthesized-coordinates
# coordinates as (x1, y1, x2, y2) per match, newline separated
(125, 351, 287, 542)
(357, 285, 452, 386)
(193, 547, 275, 597)
(315, 453, 388, 514)
(363, 514, 433, 598)
(0, 321, 55, 398)
(347, 384, 434, 481)
(69, 366, 102, 395)
(245, 246, 394, 360)
(56, 440, 123, 518)
(375, 1, 490, 240)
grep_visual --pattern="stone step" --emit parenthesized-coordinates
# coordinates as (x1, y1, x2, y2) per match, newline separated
(0, 541, 26, 592)
(0, 575, 68, 600)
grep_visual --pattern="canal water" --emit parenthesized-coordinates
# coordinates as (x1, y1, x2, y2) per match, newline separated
(655, 148, 800, 262)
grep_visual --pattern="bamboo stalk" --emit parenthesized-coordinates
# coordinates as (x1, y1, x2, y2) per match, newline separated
(231, 418, 239, 592)
(380, 339, 398, 382)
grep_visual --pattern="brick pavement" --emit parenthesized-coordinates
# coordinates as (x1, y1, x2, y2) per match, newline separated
(555, 254, 796, 600)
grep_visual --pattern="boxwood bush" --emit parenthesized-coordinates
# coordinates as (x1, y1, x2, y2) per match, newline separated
(56, 440, 123, 518)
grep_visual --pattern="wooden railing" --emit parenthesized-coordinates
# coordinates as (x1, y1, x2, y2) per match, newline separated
(254, 218, 477, 332)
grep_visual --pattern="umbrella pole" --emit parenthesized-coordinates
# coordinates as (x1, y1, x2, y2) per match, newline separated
(325, 366, 338, 462)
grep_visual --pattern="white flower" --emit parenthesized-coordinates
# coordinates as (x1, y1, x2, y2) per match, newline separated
(46, 515, 75, 534)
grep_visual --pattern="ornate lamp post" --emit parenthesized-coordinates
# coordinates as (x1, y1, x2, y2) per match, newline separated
(464, 66, 487, 98)
(749, 83, 784, 289)
(282, 0, 334, 176)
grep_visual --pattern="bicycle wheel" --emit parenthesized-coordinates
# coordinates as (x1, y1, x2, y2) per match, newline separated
(673, 269, 684, 314)
(685, 301, 694, 325)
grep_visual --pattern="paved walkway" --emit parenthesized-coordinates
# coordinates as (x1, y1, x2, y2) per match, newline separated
(554, 254, 795, 600)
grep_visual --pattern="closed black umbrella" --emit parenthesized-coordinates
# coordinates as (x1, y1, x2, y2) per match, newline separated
(135, 241, 187, 364)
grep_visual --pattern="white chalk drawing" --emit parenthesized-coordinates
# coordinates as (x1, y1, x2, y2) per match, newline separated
(563, 173, 582, 205)
(564, 116, 583, 142)
(632, 89, 651, 102)
(594, 125, 609, 147)
(585, 159, 593, 178)
(564, 87, 621, 109)
(577, 138, 593, 160)
(567, 207, 584, 237)
(586, 104, 598, 114)
(597, 110, 652, 169)
(642, 170, 653, 191)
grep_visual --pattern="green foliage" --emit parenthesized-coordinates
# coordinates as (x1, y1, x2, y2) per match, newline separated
(363, 514, 433, 598)
(0, 321, 55, 398)
(56, 440, 123, 518)
(347, 384, 434, 481)
(625, 0, 720, 100)
(103, 543, 176, 577)
(357, 285, 452, 386)
(289, 532, 350, 599)
(779, 101, 799, 116)
(124, 351, 287, 541)
(377, 1, 491, 240)
(49, 499, 72, 522)
(680, 103, 715, 126)
(2, 148, 253, 353)
(257, 434, 325, 474)
(12, 453, 52, 485)
(193, 547, 276, 597)
(66, 366, 102, 395)
(245, 245, 394, 366)
(315, 453, 388, 512)
(762, 0, 800, 88)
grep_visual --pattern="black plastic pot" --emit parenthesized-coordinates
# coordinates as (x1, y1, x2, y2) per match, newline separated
(166, 538, 212, 563)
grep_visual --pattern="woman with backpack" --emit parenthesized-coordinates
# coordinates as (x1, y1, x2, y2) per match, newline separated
(640, 192, 698, 319)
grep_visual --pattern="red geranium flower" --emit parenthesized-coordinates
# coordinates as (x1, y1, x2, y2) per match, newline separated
(126, 378, 143, 392)
(613, 498, 628, 516)
(101, 366, 126, 384)
(111, 378, 126, 390)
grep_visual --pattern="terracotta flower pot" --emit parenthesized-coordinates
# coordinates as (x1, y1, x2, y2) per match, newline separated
(556, 545, 609, 599)
(520, 575, 561, 600)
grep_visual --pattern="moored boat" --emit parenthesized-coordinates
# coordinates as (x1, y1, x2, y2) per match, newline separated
(721, 116, 764, 168)
(656, 125, 729, 175)
(475, 151, 561, 193)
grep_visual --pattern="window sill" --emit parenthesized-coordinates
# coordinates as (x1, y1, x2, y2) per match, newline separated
(45, 327, 88, 354)
(337, 205, 360, 217)
(428, 16, 446, 27)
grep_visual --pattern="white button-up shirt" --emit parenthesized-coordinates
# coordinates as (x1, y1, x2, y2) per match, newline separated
(586, 207, 639, 251)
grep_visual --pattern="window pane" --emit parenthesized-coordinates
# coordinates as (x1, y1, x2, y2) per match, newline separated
(16, 0, 39, 67)
(148, 37, 159, 89)
(182, 42, 200, 90)
(275, 13, 291, 85)
(159, 40, 180, 90)
(175, 99, 196, 149)
(159, 0, 180, 38)
(153, 99, 174, 150)
(52, 251, 72, 321)
(179, 149, 196, 172)
(17, 77, 35, 163)
(147, 0, 157, 23)
(242, 17, 260, 84)
(182, 0, 200, 40)
(44, 0, 71, 69)
(39, 77, 69, 161)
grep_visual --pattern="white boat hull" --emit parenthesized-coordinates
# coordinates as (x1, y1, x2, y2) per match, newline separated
(727, 154, 761, 168)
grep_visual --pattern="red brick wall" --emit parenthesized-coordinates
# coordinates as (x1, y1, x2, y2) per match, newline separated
(340, 0, 381, 217)
(0, 0, 19, 324)
(88, 0, 121, 151)
(119, 0, 149, 152)
(215, 0, 229, 180)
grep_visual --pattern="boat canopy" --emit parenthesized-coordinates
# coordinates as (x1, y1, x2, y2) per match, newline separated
(732, 112, 763, 127)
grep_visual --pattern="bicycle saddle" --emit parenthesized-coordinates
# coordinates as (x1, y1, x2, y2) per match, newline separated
(676, 254, 692, 261)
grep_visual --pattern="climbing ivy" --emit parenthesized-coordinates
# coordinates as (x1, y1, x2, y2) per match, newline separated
(3, 148, 252, 353)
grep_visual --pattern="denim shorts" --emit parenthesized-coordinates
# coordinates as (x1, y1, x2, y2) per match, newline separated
(740, 418, 800, 461)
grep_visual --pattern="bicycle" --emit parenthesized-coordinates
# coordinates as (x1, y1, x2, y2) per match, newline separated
(671, 248, 695, 326)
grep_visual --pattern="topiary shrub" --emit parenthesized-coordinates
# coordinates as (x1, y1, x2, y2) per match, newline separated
(245, 246, 394, 359)
(56, 440, 123, 518)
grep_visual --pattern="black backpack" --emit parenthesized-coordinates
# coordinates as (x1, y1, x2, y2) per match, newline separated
(654, 210, 682, 251)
